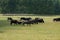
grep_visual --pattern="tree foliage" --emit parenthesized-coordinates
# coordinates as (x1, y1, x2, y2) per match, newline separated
(0, 0, 60, 15)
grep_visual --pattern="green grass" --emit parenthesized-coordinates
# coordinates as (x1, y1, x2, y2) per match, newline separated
(0, 16, 60, 40)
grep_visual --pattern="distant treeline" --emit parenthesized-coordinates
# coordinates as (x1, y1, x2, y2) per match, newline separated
(2, 14, 36, 16)
(0, 0, 60, 15)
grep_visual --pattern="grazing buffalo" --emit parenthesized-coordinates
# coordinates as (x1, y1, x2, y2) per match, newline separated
(22, 21, 33, 25)
(29, 19, 38, 24)
(10, 20, 22, 25)
(37, 19, 44, 23)
(35, 18, 44, 23)
(10, 20, 18, 25)
(7, 17, 20, 25)
(20, 17, 32, 21)
(53, 18, 60, 22)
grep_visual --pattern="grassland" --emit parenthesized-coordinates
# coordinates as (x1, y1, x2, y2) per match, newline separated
(0, 15, 60, 40)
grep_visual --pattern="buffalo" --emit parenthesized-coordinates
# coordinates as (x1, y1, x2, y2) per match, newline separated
(53, 18, 60, 22)
(34, 18, 44, 23)
(7, 17, 21, 25)
(22, 21, 33, 25)
(20, 17, 32, 21)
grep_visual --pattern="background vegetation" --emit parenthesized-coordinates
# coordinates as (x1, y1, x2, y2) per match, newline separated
(0, 0, 60, 15)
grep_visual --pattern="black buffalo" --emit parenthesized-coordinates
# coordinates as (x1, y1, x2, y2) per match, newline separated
(10, 20, 18, 25)
(34, 18, 44, 23)
(20, 17, 32, 21)
(7, 17, 22, 25)
(22, 21, 33, 25)
(53, 18, 60, 22)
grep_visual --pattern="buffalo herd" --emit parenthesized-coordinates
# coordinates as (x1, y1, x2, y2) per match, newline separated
(7, 17, 60, 25)
(7, 17, 44, 25)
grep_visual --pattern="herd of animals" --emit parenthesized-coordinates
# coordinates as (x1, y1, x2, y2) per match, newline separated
(7, 17, 60, 25)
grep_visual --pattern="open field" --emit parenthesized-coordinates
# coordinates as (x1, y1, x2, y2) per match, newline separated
(0, 16, 60, 40)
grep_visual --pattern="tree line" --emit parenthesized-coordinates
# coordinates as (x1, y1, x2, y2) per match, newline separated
(0, 0, 60, 15)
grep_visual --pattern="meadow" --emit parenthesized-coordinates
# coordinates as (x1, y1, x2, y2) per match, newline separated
(0, 15, 60, 40)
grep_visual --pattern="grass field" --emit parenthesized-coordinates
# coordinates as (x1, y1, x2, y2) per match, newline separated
(0, 16, 60, 40)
